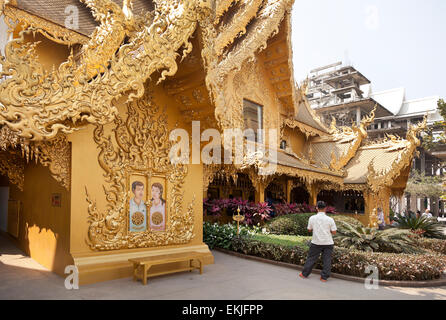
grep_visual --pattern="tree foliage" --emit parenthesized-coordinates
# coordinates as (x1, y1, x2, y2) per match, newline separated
(405, 170, 443, 198)
(422, 99, 446, 150)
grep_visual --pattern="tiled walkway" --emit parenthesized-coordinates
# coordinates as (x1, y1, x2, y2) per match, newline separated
(1, 233, 446, 300)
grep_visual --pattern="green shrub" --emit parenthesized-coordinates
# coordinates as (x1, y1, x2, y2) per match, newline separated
(251, 234, 311, 250)
(334, 222, 419, 254)
(267, 213, 364, 236)
(394, 215, 446, 239)
(231, 236, 446, 281)
(203, 222, 250, 250)
(266, 213, 314, 236)
(332, 215, 364, 228)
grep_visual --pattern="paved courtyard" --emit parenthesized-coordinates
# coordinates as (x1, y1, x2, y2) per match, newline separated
(1, 234, 446, 300)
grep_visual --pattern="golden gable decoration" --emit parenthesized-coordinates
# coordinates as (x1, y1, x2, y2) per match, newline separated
(0, 0, 211, 141)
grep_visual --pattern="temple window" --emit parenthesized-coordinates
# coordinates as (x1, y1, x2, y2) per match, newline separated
(243, 99, 263, 143)
(280, 140, 287, 150)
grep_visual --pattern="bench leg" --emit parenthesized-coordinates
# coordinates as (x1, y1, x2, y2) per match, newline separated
(198, 258, 203, 275)
(143, 265, 149, 285)
(133, 263, 138, 281)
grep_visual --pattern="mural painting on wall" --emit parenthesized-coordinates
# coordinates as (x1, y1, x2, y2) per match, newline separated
(149, 179, 167, 232)
(129, 180, 147, 233)
(86, 90, 195, 251)
(129, 177, 168, 233)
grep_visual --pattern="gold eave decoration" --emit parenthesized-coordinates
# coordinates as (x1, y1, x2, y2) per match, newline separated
(367, 116, 427, 193)
(294, 82, 330, 135)
(2, 5, 89, 46)
(214, 0, 263, 56)
(0, 126, 71, 191)
(0, 150, 24, 190)
(281, 118, 326, 139)
(329, 105, 376, 171)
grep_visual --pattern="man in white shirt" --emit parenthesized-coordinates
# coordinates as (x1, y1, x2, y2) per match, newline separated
(299, 201, 337, 282)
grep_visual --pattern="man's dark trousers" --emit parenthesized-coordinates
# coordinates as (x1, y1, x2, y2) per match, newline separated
(302, 243, 334, 280)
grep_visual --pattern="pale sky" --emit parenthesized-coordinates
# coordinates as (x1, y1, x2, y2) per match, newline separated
(291, 0, 446, 100)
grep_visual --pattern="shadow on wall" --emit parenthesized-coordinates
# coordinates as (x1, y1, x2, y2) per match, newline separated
(0, 161, 73, 276)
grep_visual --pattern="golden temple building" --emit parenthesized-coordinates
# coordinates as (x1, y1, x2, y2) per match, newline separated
(0, 0, 426, 284)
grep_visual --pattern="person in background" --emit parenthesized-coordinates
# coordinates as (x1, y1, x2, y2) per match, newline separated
(422, 209, 433, 219)
(416, 210, 421, 219)
(377, 208, 386, 230)
(299, 201, 337, 282)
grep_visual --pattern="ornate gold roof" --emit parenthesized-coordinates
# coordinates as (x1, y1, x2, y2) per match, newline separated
(0, 0, 332, 140)
(0, 0, 426, 194)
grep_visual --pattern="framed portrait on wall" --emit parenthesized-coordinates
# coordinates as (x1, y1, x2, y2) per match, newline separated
(148, 176, 167, 232)
(129, 174, 148, 233)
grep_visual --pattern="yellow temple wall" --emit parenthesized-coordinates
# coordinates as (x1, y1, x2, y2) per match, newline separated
(239, 56, 282, 146)
(9, 162, 73, 276)
(283, 127, 306, 155)
(67, 85, 213, 285)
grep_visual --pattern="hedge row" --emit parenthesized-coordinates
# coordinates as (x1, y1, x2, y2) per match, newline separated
(231, 237, 446, 281)
(416, 238, 446, 255)
(266, 213, 363, 236)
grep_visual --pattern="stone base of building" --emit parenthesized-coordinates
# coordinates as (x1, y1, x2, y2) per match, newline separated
(72, 244, 214, 285)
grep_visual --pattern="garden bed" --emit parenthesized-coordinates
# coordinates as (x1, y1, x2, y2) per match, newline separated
(204, 221, 446, 283)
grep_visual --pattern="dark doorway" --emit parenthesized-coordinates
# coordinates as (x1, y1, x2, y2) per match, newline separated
(291, 186, 309, 204)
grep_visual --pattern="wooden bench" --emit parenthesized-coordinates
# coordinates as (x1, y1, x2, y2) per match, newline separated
(129, 251, 205, 285)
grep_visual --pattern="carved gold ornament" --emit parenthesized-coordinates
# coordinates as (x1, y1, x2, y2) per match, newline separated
(2, 4, 89, 45)
(131, 211, 145, 226)
(201, 0, 293, 132)
(0, 150, 24, 190)
(329, 106, 376, 171)
(151, 212, 164, 225)
(86, 89, 195, 251)
(367, 116, 427, 193)
(0, 126, 71, 190)
(0, 0, 211, 141)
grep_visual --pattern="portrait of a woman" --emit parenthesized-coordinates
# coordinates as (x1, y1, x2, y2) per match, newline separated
(150, 182, 166, 231)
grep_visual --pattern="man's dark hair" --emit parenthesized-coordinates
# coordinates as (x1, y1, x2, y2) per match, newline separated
(132, 181, 144, 192)
(317, 201, 326, 210)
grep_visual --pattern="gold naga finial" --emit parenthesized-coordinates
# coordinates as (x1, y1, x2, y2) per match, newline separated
(301, 77, 309, 95)
(406, 114, 428, 146)
(308, 143, 315, 164)
(122, 0, 134, 22)
(360, 104, 377, 129)
(329, 117, 339, 134)
(329, 150, 338, 170)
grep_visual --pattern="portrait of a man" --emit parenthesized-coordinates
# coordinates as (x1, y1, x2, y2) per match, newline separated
(149, 182, 166, 232)
(129, 181, 147, 232)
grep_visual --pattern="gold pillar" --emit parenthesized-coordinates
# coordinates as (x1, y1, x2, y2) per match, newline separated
(286, 180, 293, 203)
(309, 183, 318, 206)
(255, 184, 265, 203)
